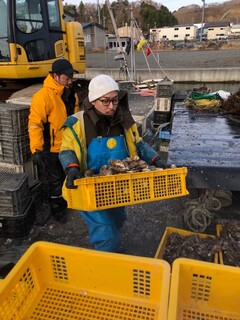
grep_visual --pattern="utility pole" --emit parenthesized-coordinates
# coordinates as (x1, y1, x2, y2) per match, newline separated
(105, 0, 130, 80)
(130, 4, 136, 81)
(200, 0, 205, 43)
(97, 0, 101, 25)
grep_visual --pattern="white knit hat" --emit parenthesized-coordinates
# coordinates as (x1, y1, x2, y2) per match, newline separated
(88, 75, 119, 102)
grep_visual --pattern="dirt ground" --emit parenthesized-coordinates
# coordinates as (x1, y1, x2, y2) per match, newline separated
(1, 198, 186, 258)
(1, 93, 240, 274)
(1, 191, 240, 272)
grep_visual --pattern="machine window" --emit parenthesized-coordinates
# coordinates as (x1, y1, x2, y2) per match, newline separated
(25, 39, 45, 61)
(47, 0, 61, 28)
(0, 0, 10, 61)
(16, 0, 43, 33)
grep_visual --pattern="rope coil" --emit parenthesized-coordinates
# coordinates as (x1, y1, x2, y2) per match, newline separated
(183, 190, 232, 232)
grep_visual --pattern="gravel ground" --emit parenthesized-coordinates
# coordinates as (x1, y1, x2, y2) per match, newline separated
(0, 198, 186, 260)
(1, 188, 240, 271)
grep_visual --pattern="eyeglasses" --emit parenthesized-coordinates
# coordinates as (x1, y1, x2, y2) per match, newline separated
(97, 97, 119, 106)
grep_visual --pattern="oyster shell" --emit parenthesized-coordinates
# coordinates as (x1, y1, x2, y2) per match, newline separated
(84, 168, 95, 177)
(123, 157, 149, 172)
(99, 165, 113, 176)
(109, 159, 128, 173)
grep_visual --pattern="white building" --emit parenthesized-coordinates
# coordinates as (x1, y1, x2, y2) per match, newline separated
(150, 25, 197, 42)
(230, 24, 240, 36)
(205, 22, 230, 40)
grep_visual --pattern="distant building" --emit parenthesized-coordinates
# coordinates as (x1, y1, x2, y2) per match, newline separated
(205, 21, 230, 39)
(107, 36, 131, 52)
(150, 24, 197, 42)
(82, 22, 106, 51)
(195, 23, 207, 40)
(230, 24, 240, 35)
(117, 23, 141, 44)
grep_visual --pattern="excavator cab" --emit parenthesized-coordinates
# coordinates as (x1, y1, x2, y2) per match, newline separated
(0, 0, 85, 82)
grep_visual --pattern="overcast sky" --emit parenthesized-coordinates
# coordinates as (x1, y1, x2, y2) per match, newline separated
(65, 0, 227, 12)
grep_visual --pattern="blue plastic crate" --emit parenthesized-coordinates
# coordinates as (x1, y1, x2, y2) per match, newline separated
(159, 130, 171, 140)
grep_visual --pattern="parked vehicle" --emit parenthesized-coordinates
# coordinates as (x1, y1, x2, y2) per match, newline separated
(215, 34, 228, 40)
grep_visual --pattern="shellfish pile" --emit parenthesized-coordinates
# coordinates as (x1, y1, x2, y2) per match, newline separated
(219, 220, 240, 267)
(84, 156, 162, 177)
(162, 232, 221, 265)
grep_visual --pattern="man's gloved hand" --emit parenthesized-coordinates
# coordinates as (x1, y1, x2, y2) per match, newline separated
(66, 167, 83, 189)
(32, 151, 44, 167)
(153, 156, 167, 169)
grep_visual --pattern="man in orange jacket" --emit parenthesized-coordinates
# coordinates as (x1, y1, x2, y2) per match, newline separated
(28, 59, 79, 223)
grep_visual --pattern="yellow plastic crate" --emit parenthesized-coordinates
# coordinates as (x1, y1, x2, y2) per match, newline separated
(66, 167, 188, 211)
(0, 241, 171, 320)
(154, 227, 218, 264)
(216, 224, 224, 264)
(216, 224, 240, 266)
(168, 258, 240, 320)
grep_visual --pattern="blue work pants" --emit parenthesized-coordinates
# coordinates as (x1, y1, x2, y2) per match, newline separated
(79, 207, 127, 252)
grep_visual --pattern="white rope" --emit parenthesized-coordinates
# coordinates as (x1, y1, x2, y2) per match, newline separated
(145, 48, 168, 78)
(131, 18, 168, 79)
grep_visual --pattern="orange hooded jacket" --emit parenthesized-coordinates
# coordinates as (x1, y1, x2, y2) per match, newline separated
(28, 74, 79, 154)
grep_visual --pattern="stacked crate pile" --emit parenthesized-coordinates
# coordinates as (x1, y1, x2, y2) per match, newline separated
(0, 172, 34, 237)
(0, 103, 40, 238)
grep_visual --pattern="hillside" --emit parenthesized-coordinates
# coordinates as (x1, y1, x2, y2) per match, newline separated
(174, 0, 240, 24)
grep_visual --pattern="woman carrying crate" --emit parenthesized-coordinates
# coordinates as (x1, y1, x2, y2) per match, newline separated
(59, 74, 165, 253)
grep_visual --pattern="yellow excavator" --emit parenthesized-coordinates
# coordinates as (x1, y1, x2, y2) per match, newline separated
(0, 0, 86, 90)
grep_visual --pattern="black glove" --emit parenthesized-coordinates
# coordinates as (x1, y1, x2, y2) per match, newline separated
(66, 167, 82, 189)
(154, 156, 167, 169)
(32, 151, 44, 167)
